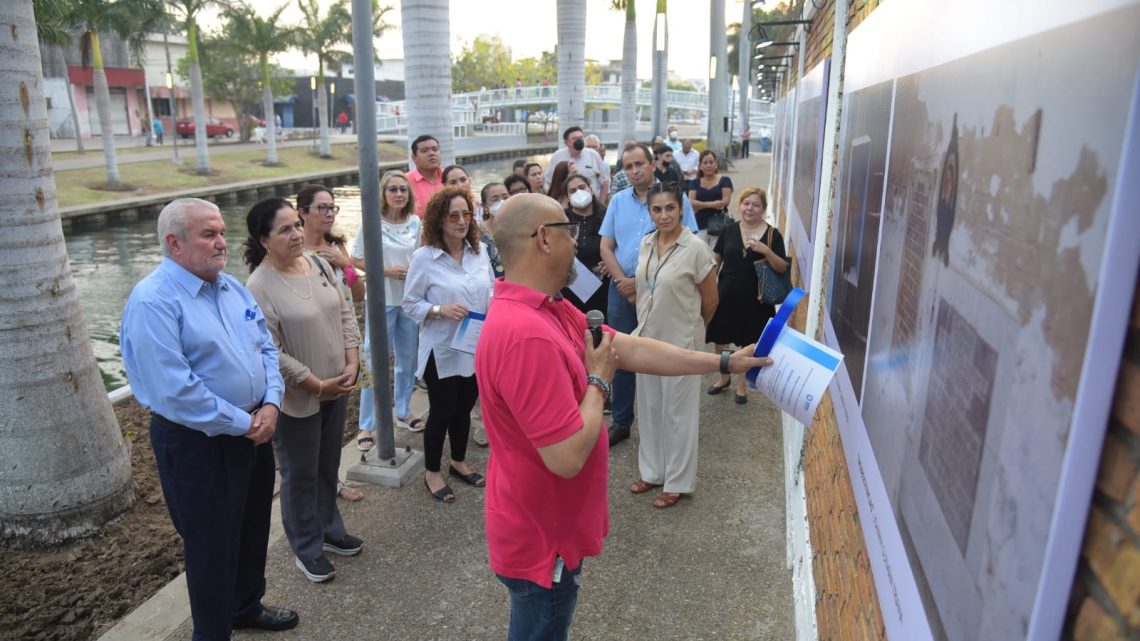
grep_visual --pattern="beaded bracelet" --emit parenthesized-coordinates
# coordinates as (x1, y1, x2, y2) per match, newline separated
(586, 375, 612, 404)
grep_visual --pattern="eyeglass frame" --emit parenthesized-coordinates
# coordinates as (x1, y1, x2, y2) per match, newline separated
(530, 221, 580, 241)
(306, 204, 340, 216)
(445, 211, 475, 223)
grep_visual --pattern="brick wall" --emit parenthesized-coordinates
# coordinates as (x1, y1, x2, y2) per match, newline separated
(1064, 273, 1140, 640)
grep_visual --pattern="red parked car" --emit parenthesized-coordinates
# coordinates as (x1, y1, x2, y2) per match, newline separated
(175, 116, 234, 139)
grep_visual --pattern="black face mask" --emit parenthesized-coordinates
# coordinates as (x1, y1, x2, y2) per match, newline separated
(572, 138, 585, 151)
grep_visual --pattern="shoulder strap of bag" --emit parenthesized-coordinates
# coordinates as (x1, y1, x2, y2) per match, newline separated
(309, 254, 337, 287)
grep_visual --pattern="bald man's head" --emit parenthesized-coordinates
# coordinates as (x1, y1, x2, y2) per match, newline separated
(494, 193, 566, 270)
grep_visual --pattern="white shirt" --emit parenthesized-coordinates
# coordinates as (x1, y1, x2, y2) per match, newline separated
(402, 242, 494, 379)
(545, 147, 610, 195)
(676, 148, 700, 176)
(352, 215, 420, 307)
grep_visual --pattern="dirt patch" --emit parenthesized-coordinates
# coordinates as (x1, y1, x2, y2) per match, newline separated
(0, 394, 361, 641)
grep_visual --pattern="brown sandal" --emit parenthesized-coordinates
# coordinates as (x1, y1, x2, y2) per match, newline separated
(629, 479, 661, 494)
(652, 492, 685, 509)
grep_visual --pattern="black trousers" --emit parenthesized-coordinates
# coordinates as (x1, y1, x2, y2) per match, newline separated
(275, 398, 348, 561)
(422, 352, 479, 473)
(150, 415, 274, 641)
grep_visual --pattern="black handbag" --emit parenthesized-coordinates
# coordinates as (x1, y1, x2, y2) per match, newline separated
(706, 210, 729, 236)
(753, 227, 792, 304)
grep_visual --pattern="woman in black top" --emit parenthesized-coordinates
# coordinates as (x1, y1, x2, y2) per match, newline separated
(688, 149, 734, 242)
(705, 187, 786, 404)
(561, 173, 609, 314)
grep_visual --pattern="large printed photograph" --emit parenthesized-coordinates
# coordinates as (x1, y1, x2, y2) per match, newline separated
(787, 60, 828, 279)
(845, 5, 1140, 640)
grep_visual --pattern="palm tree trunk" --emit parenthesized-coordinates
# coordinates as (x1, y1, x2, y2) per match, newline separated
(400, 0, 454, 166)
(90, 31, 121, 186)
(317, 64, 331, 157)
(55, 47, 84, 154)
(707, 0, 729, 159)
(556, 0, 586, 130)
(619, 1, 637, 145)
(187, 22, 210, 174)
(651, 0, 669, 138)
(0, 0, 133, 544)
(262, 56, 278, 165)
(738, 0, 751, 144)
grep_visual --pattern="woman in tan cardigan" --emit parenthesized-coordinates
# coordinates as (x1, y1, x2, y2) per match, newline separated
(244, 197, 362, 584)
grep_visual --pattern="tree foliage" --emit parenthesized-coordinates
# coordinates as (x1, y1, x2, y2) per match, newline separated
(727, 0, 799, 79)
(451, 36, 558, 93)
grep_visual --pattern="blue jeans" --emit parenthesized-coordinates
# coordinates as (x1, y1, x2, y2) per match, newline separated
(607, 282, 637, 428)
(359, 305, 419, 430)
(496, 560, 583, 641)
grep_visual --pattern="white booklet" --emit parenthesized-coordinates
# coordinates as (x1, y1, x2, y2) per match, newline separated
(567, 257, 603, 302)
(449, 311, 486, 355)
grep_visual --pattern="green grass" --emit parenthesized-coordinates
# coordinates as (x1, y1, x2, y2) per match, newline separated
(54, 142, 406, 208)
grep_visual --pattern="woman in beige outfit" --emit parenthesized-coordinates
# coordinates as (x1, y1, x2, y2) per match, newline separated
(244, 198, 362, 583)
(629, 184, 719, 508)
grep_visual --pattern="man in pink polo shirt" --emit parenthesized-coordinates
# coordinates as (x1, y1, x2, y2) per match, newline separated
(476, 194, 772, 640)
(407, 134, 443, 217)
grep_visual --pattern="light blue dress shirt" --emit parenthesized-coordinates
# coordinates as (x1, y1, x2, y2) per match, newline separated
(120, 257, 284, 437)
(599, 185, 698, 278)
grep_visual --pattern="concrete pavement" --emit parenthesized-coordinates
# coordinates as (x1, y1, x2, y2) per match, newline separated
(100, 152, 792, 641)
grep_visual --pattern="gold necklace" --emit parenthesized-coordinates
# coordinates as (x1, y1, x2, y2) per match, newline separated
(268, 259, 312, 300)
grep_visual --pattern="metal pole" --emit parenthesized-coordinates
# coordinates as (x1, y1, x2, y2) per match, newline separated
(350, 0, 397, 461)
(163, 32, 179, 164)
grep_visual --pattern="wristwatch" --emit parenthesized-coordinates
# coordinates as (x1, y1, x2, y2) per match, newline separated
(720, 349, 733, 375)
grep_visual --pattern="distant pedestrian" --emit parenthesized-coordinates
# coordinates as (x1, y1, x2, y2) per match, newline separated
(152, 117, 164, 146)
(741, 125, 751, 158)
(336, 111, 348, 134)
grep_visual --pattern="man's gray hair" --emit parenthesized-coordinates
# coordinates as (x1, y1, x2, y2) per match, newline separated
(584, 134, 601, 146)
(157, 198, 219, 256)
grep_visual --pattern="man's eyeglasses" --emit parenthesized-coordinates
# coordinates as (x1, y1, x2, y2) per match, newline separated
(531, 222, 580, 241)
(385, 186, 409, 193)
(446, 211, 474, 223)
(308, 204, 340, 216)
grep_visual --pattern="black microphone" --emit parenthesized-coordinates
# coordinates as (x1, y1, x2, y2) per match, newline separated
(586, 310, 605, 348)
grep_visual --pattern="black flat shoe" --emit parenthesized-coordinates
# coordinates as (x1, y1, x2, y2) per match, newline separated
(707, 378, 732, 395)
(735, 393, 748, 405)
(425, 478, 456, 503)
(233, 605, 299, 631)
(448, 465, 486, 487)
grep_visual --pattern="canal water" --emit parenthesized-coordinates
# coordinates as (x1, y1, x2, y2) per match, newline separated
(66, 154, 552, 391)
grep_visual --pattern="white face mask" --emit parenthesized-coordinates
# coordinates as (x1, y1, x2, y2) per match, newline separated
(488, 200, 504, 215)
(569, 190, 593, 209)
(669, 131, 678, 140)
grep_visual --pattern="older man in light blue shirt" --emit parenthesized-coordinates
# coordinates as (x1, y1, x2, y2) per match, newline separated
(120, 198, 296, 641)
(599, 142, 697, 447)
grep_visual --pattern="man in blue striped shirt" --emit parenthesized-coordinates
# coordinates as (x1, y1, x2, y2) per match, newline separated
(120, 198, 296, 641)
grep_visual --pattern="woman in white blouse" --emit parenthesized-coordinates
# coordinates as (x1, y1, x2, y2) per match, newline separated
(352, 171, 423, 450)
(403, 186, 494, 503)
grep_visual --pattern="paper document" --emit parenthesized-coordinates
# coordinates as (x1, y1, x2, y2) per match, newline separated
(749, 323, 843, 425)
(567, 257, 603, 302)
(449, 311, 486, 355)
(744, 287, 843, 426)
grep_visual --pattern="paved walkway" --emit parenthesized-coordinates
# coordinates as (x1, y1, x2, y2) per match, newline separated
(101, 153, 791, 641)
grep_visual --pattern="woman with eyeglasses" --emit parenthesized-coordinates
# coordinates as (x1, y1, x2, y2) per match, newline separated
(562, 173, 609, 315)
(503, 174, 531, 198)
(351, 171, 424, 451)
(629, 183, 718, 509)
(403, 186, 494, 503)
(244, 198, 363, 582)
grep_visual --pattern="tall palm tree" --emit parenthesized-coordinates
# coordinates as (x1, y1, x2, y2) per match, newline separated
(33, 0, 84, 154)
(296, 0, 348, 158)
(651, 0, 669, 138)
(166, 0, 219, 175)
(62, 0, 165, 187)
(400, 0, 454, 166)
(556, 0, 586, 130)
(0, 0, 133, 544)
(612, 0, 637, 145)
(225, 2, 293, 165)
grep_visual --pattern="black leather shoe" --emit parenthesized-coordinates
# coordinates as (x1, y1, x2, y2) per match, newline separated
(233, 605, 299, 631)
(607, 425, 631, 447)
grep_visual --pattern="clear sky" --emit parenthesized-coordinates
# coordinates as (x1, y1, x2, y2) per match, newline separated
(273, 0, 751, 82)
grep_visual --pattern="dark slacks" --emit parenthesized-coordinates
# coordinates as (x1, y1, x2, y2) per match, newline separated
(150, 415, 274, 641)
(422, 352, 479, 473)
(497, 560, 583, 641)
(606, 282, 637, 429)
(274, 397, 348, 561)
